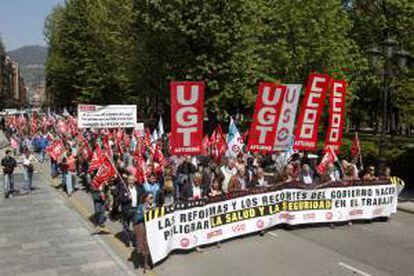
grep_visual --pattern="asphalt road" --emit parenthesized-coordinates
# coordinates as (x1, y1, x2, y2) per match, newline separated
(47, 171, 414, 276)
(2, 166, 413, 276)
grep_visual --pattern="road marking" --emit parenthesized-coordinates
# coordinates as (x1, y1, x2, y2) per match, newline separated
(268, 232, 278, 237)
(338, 262, 372, 276)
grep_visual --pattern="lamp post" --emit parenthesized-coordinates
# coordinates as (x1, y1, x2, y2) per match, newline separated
(367, 35, 410, 176)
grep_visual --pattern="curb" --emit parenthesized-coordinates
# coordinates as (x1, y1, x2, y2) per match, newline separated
(44, 177, 137, 276)
(397, 206, 414, 214)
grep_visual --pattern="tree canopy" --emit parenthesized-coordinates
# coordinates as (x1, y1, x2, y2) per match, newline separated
(44, 0, 413, 130)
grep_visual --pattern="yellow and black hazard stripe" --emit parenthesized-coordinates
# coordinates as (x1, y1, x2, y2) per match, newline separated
(390, 176, 405, 187)
(145, 206, 167, 221)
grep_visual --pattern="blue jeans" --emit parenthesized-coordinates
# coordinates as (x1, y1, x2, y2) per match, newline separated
(93, 200, 107, 227)
(40, 149, 46, 163)
(23, 167, 33, 192)
(3, 173, 14, 195)
(122, 207, 136, 247)
(62, 172, 75, 194)
(122, 153, 131, 168)
(51, 162, 58, 178)
(122, 215, 133, 246)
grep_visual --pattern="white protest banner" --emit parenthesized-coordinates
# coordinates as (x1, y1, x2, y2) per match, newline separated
(145, 182, 398, 263)
(274, 84, 302, 151)
(77, 105, 137, 129)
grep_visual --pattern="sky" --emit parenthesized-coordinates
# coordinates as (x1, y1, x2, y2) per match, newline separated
(0, 0, 64, 51)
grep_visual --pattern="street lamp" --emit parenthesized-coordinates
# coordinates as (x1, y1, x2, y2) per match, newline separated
(367, 35, 411, 176)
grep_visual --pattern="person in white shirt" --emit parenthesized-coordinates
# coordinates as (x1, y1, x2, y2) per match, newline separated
(22, 150, 37, 194)
(253, 167, 268, 187)
(326, 163, 341, 182)
(181, 172, 205, 200)
(220, 157, 237, 193)
(299, 164, 314, 185)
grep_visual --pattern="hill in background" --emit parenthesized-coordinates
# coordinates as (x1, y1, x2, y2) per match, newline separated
(7, 45, 47, 87)
(8, 45, 47, 66)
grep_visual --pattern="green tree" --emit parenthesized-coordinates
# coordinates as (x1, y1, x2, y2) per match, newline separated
(348, 0, 414, 132)
(131, 0, 267, 120)
(45, 0, 136, 106)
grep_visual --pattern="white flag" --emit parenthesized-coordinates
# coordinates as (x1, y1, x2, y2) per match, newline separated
(158, 116, 164, 137)
(151, 129, 159, 146)
(226, 117, 244, 157)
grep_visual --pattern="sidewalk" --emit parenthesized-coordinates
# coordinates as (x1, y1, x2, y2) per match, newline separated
(36, 162, 139, 272)
(0, 135, 135, 276)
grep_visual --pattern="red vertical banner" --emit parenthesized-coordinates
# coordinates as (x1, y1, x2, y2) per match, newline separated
(247, 82, 286, 152)
(324, 79, 347, 153)
(294, 73, 330, 151)
(170, 81, 205, 156)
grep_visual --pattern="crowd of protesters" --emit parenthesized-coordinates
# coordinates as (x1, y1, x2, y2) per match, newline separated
(0, 112, 402, 271)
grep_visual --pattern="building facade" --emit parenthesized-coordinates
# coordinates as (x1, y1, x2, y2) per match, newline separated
(0, 55, 27, 109)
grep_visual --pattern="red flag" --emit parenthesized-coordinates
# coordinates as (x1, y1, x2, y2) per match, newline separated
(57, 119, 67, 135)
(247, 82, 286, 152)
(294, 73, 330, 151)
(116, 129, 124, 141)
(91, 155, 116, 189)
(317, 148, 336, 174)
(17, 114, 27, 130)
(89, 143, 103, 172)
(77, 133, 93, 161)
(154, 142, 166, 168)
(31, 112, 38, 134)
(324, 79, 347, 153)
(68, 117, 78, 136)
(201, 135, 210, 155)
(351, 132, 361, 157)
(10, 137, 18, 149)
(170, 81, 205, 155)
(47, 140, 65, 161)
(133, 151, 148, 183)
(242, 130, 249, 144)
(211, 125, 227, 162)
(102, 135, 114, 159)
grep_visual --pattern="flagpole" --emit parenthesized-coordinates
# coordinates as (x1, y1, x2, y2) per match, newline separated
(105, 153, 131, 196)
(356, 132, 364, 171)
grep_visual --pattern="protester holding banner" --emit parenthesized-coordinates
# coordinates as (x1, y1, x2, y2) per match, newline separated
(143, 173, 161, 203)
(220, 157, 237, 193)
(228, 166, 246, 192)
(341, 160, 359, 180)
(181, 172, 205, 200)
(208, 178, 223, 197)
(277, 164, 296, 183)
(362, 166, 378, 181)
(175, 156, 197, 199)
(299, 164, 314, 185)
(134, 193, 155, 272)
(159, 177, 176, 207)
(251, 167, 268, 187)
